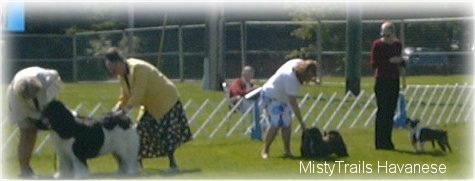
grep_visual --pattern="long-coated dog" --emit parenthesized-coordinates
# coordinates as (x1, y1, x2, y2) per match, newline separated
(405, 118, 452, 153)
(300, 127, 349, 158)
(41, 100, 140, 179)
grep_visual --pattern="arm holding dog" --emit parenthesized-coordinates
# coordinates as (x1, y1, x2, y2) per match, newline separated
(288, 95, 306, 130)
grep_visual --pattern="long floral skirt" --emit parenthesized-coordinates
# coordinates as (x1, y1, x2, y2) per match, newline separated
(137, 101, 192, 159)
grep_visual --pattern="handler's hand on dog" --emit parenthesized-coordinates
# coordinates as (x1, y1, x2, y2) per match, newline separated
(111, 109, 126, 117)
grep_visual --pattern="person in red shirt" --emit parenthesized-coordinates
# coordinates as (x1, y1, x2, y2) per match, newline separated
(228, 66, 258, 112)
(370, 21, 405, 150)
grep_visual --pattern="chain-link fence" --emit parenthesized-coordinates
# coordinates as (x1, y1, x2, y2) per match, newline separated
(4, 17, 473, 82)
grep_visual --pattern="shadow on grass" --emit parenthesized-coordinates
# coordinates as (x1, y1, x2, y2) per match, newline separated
(40, 168, 203, 179)
(140, 168, 202, 177)
(282, 155, 348, 161)
(393, 149, 448, 157)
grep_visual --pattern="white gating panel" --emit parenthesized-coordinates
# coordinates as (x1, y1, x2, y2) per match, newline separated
(426, 85, 450, 125)
(294, 92, 324, 133)
(338, 90, 365, 129)
(350, 93, 375, 128)
(323, 91, 352, 130)
(311, 92, 337, 127)
(446, 83, 468, 124)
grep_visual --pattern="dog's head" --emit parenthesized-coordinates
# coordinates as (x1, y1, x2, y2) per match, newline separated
(405, 118, 421, 129)
(102, 111, 133, 130)
(323, 130, 349, 157)
(302, 127, 324, 143)
(41, 100, 75, 130)
(324, 130, 342, 141)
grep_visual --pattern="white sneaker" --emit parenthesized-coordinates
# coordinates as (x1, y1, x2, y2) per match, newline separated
(261, 152, 269, 159)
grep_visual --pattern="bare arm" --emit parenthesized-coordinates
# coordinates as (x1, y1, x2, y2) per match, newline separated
(288, 95, 306, 130)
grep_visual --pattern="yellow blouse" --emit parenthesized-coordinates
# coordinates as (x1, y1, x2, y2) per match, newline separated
(115, 58, 179, 120)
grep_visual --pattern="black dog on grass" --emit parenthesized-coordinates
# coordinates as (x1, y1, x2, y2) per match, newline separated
(300, 127, 349, 158)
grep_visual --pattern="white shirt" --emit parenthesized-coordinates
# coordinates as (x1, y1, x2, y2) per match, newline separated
(6, 67, 64, 126)
(262, 59, 302, 103)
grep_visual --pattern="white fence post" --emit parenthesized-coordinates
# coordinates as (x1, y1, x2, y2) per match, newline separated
(337, 90, 365, 129)
(208, 98, 244, 139)
(193, 98, 227, 138)
(436, 84, 458, 125)
(1, 128, 19, 152)
(420, 85, 439, 120)
(363, 108, 377, 127)
(455, 86, 473, 123)
(226, 102, 256, 137)
(350, 93, 375, 128)
(426, 85, 449, 125)
(463, 103, 473, 123)
(311, 92, 337, 127)
(405, 85, 421, 114)
(183, 99, 192, 109)
(446, 83, 468, 124)
(87, 103, 103, 117)
(323, 91, 352, 130)
(410, 85, 430, 119)
(294, 92, 324, 133)
(188, 99, 210, 124)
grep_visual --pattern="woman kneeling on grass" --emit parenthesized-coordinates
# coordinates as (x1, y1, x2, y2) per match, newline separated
(260, 59, 318, 159)
(103, 47, 192, 173)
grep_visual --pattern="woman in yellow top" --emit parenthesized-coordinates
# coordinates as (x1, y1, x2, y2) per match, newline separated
(104, 47, 192, 173)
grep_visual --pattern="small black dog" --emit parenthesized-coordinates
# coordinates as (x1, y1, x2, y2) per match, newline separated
(406, 118, 452, 153)
(300, 127, 348, 158)
(323, 130, 349, 157)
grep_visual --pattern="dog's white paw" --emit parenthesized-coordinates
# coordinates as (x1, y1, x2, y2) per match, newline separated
(53, 172, 60, 179)
(54, 172, 70, 179)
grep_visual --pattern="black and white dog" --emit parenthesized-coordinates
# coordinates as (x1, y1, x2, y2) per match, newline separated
(300, 127, 349, 158)
(41, 100, 140, 179)
(405, 118, 452, 153)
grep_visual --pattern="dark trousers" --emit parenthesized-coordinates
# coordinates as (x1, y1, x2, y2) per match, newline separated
(374, 79, 399, 150)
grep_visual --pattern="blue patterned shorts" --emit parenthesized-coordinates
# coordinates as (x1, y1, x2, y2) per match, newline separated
(262, 92, 292, 128)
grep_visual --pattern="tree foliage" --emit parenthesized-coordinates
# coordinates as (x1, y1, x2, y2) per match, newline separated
(284, 3, 344, 59)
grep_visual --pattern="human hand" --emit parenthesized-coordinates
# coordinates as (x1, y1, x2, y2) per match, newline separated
(111, 109, 126, 117)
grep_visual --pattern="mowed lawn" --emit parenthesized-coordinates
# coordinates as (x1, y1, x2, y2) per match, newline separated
(1, 75, 473, 179)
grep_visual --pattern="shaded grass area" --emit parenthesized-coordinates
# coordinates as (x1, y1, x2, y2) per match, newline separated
(1, 75, 472, 179)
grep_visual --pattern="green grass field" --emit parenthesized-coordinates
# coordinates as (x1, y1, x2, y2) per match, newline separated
(1, 75, 473, 179)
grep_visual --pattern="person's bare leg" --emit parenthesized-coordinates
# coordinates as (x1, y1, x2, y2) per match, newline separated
(281, 126, 292, 157)
(261, 127, 278, 159)
(18, 127, 38, 177)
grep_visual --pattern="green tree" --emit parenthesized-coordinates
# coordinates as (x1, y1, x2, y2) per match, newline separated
(285, 3, 345, 59)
